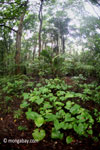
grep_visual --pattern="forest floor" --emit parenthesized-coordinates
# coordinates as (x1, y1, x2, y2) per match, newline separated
(0, 76, 100, 150)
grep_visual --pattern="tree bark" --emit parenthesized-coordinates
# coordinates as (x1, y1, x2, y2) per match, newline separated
(38, 0, 44, 56)
(33, 45, 37, 60)
(62, 36, 65, 53)
(15, 0, 28, 74)
(56, 35, 59, 54)
(15, 13, 25, 74)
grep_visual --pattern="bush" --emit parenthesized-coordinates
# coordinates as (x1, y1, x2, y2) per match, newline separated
(65, 51, 95, 77)
(30, 49, 67, 78)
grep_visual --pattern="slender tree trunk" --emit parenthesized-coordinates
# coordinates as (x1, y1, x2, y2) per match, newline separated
(15, 0, 28, 74)
(51, 40, 53, 49)
(41, 41, 43, 50)
(33, 45, 37, 60)
(56, 35, 59, 54)
(38, 0, 43, 56)
(3, 33, 9, 53)
(45, 42, 47, 49)
(62, 36, 65, 53)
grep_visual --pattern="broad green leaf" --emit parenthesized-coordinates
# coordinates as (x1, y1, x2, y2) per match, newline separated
(75, 93, 83, 98)
(62, 123, 73, 130)
(32, 129, 46, 141)
(51, 128, 63, 140)
(70, 104, 81, 115)
(65, 92, 75, 99)
(26, 109, 39, 120)
(56, 106, 62, 110)
(23, 93, 29, 100)
(54, 121, 66, 130)
(29, 96, 40, 102)
(56, 85, 61, 89)
(36, 83, 42, 87)
(54, 102, 64, 107)
(65, 113, 75, 122)
(56, 110, 66, 118)
(49, 96, 57, 102)
(34, 116, 44, 127)
(61, 84, 67, 90)
(56, 91, 65, 96)
(74, 123, 85, 135)
(87, 129, 93, 135)
(43, 102, 53, 109)
(35, 98, 44, 105)
(65, 101, 74, 110)
(59, 96, 66, 101)
(66, 136, 73, 144)
(45, 114, 57, 122)
(76, 114, 86, 123)
(20, 101, 29, 108)
(40, 87, 50, 94)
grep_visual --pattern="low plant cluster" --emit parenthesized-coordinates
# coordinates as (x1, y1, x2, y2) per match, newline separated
(0, 75, 34, 104)
(18, 78, 100, 143)
(76, 82, 100, 104)
(65, 51, 100, 81)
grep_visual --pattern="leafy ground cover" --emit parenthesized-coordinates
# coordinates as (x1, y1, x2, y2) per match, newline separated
(0, 75, 100, 150)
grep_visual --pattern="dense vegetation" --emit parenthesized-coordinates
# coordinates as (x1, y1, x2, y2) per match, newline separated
(0, 0, 100, 150)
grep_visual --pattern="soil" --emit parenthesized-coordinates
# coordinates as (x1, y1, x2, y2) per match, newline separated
(0, 77, 100, 150)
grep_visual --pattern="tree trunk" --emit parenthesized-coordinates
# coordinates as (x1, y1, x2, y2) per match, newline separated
(56, 35, 59, 54)
(45, 42, 47, 49)
(15, 0, 28, 74)
(38, 0, 43, 56)
(62, 36, 65, 53)
(33, 45, 37, 60)
(15, 13, 25, 74)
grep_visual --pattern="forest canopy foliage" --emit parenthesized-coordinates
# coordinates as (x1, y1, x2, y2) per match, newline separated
(0, 0, 100, 78)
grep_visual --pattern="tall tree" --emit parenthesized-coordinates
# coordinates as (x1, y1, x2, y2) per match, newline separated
(0, 0, 29, 74)
(15, 0, 29, 74)
(38, 0, 44, 56)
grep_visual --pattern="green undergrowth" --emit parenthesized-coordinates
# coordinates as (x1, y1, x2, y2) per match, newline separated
(0, 75, 35, 105)
(0, 75, 100, 143)
(17, 78, 100, 143)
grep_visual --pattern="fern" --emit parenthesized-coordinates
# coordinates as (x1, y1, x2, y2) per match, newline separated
(40, 49, 66, 77)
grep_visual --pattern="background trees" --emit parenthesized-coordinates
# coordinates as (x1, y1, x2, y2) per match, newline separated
(0, 0, 100, 77)
(0, 0, 29, 74)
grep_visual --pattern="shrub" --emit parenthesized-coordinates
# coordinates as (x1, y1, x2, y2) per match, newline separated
(30, 49, 66, 78)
